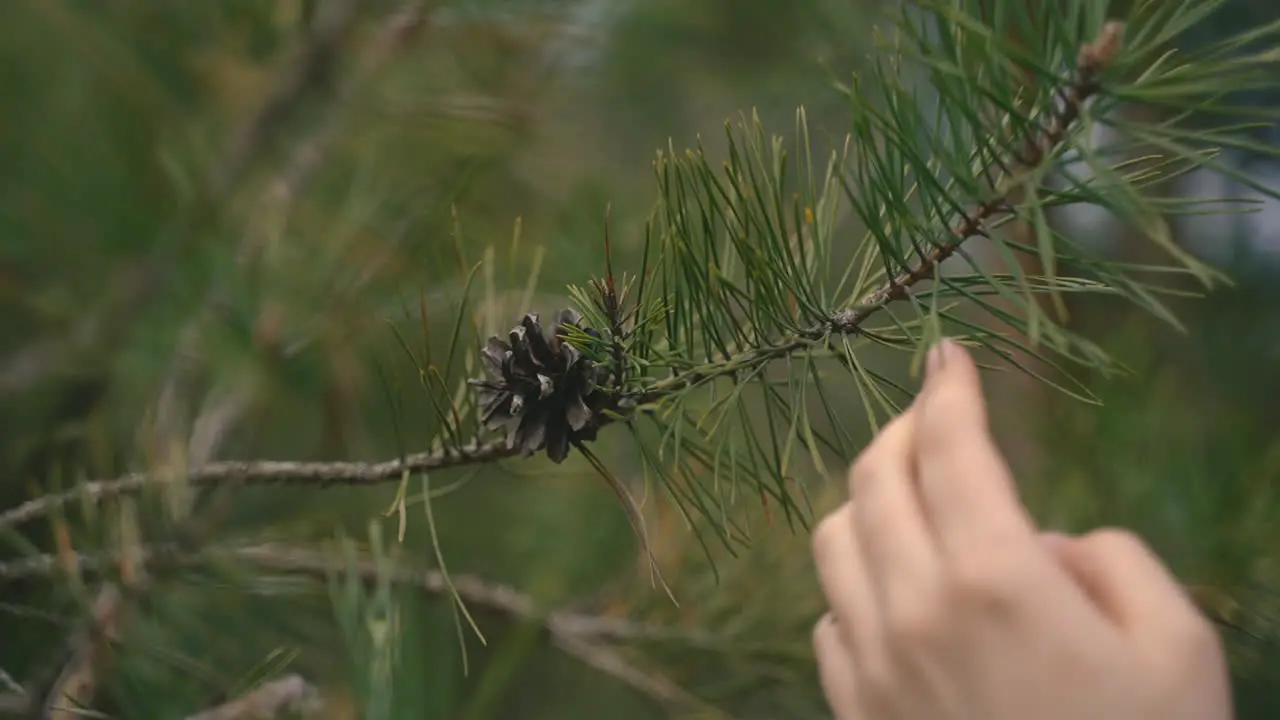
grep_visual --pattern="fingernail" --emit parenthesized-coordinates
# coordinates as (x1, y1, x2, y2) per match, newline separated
(925, 337, 952, 379)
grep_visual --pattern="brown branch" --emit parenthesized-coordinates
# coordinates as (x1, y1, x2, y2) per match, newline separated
(0, 544, 727, 716)
(0, 440, 517, 531)
(28, 586, 124, 720)
(183, 675, 323, 720)
(549, 633, 724, 717)
(0, 670, 24, 716)
(0, 696, 23, 717)
(0, 544, 717, 648)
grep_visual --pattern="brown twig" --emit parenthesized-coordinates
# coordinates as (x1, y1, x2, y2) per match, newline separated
(0, 544, 719, 648)
(0, 670, 24, 716)
(183, 674, 324, 720)
(26, 585, 124, 720)
(0, 696, 23, 717)
(0, 440, 517, 531)
(549, 633, 723, 717)
(0, 544, 727, 716)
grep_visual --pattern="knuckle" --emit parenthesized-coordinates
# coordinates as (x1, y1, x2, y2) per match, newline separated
(1170, 613, 1223, 656)
(1085, 526, 1146, 555)
(855, 652, 898, 700)
(948, 551, 1030, 609)
(885, 594, 944, 647)
(848, 450, 887, 493)
(811, 511, 844, 564)
(811, 615, 833, 653)
(1154, 617, 1227, 689)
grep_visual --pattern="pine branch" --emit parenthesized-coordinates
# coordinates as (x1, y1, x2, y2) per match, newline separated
(631, 22, 1126, 406)
(0, 23, 1128, 533)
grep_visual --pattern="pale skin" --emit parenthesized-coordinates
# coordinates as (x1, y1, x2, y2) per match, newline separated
(811, 338, 1233, 720)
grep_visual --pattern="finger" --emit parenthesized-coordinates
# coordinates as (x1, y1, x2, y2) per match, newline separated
(1049, 527, 1205, 633)
(850, 409, 938, 604)
(812, 504, 885, 663)
(813, 614, 864, 719)
(912, 338, 1036, 556)
(1038, 531, 1072, 553)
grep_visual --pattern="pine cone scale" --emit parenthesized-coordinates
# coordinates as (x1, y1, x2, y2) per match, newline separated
(468, 308, 611, 463)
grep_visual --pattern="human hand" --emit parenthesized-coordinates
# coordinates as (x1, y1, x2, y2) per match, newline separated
(811, 338, 1232, 720)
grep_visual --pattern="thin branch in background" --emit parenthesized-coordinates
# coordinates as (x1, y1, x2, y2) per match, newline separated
(28, 585, 123, 720)
(0, 545, 716, 648)
(0, 0, 372, 404)
(183, 675, 324, 720)
(0, 671, 21, 697)
(0, 544, 731, 716)
(149, 3, 445, 496)
(0, 669, 27, 716)
(264, 0, 429, 209)
(13, 376, 278, 718)
(0, 543, 726, 649)
(0, 322, 102, 398)
(13, 493, 273, 718)
(549, 634, 724, 718)
(205, 0, 369, 199)
(0, 441, 517, 532)
(153, 0, 414, 454)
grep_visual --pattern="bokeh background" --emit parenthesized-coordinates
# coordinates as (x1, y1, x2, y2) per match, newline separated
(1, 0, 1278, 717)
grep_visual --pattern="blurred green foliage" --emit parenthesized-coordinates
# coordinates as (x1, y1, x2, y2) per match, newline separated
(0, 1, 870, 717)
(0, 0, 1278, 718)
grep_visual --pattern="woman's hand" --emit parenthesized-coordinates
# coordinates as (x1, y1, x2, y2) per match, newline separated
(811, 338, 1232, 720)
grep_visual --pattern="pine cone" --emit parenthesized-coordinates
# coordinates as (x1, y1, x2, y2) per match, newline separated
(470, 309, 608, 463)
